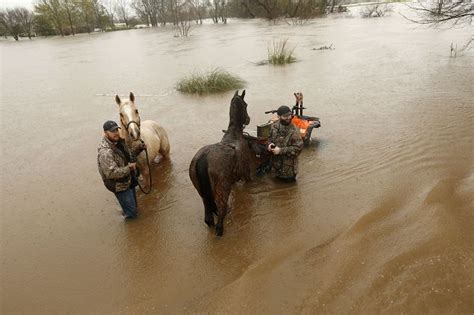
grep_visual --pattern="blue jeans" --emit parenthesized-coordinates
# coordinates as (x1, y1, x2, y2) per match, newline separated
(114, 188, 138, 218)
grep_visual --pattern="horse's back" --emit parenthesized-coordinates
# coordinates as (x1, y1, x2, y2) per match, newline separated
(190, 143, 236, 190)
(141, 120, 170, 158)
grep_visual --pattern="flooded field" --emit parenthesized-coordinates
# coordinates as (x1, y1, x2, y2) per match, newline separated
(1, 6, 473, 313)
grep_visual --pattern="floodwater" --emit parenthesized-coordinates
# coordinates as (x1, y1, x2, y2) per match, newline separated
(1, 6, 473, 313)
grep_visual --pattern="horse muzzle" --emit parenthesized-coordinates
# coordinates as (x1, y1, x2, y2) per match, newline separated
(129, 128, 141, 140)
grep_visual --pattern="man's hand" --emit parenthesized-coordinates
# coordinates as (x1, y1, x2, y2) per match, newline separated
(128, 162, 137, 171)
(272, 146, 281, 155)
(267, 143, 276, 151)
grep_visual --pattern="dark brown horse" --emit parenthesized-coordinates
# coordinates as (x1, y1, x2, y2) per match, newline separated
(189, 90, 251, 236)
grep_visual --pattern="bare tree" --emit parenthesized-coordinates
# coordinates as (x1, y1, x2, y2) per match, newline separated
(253, 0, 279, 19)
(239, 0, 256, 18)
(115, 0, 131, 26)
(404, 0, 473, 26)
(361, 2, 392, 18)
(175, 13, 191, 35)
(14, 7, 35, 39)
(62, 0, 76, 35)
(101, 0, 117, 28)
(188, 0, 207, 24)
(0, 8, 22, 40)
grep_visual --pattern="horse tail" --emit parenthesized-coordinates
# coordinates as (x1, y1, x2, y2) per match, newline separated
(195, 155, 217, 215)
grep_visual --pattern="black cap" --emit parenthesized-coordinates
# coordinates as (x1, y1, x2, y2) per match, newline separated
(103, 120, 120, 131)
(277, 105, 291, 116)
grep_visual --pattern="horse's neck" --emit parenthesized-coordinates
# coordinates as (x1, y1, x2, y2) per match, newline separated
(222, 125, 243, 143)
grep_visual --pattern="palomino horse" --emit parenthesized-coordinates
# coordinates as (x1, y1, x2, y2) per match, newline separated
(189, 90, 252, 236)
(115, 92, 170, 192)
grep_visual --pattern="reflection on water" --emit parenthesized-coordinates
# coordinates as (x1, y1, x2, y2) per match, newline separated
(1, 7, 473, 313)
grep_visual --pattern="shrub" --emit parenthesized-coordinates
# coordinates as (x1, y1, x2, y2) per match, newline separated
(268, 38, 297, 65)
(176, 68, 246, 94)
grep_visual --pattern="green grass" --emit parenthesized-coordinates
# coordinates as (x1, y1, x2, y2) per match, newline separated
(176, 68, 246, 94)
(268, 38, 296, 65)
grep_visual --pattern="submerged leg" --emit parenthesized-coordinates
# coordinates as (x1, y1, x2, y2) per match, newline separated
(140, 166, 151, 192)
(215, 211, 225, 237)
(115, 188, 138, 219)
(203, 198, 215, 227)
(215, 190, 230, 237)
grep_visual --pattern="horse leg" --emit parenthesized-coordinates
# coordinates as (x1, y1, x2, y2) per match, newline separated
(203, 198, 216, 227)
(159, 135, 171, 160)
(153, 154, 163, 164)
(215, 189, 231, 237)
(140, 164, 151, 192)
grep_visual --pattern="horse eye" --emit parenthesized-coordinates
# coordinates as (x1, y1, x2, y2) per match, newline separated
(135, 110, 138, 114)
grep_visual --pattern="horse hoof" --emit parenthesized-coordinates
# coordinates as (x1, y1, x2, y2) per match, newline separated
(215, 226, 223, 237)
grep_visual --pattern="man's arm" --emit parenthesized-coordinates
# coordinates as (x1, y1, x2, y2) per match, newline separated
(98, 149, 130, 179)
(267, 124, 276, 151)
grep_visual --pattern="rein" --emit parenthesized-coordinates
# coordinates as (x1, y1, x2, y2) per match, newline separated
(122, 117, 152, 194)
(135, 146, 152, 195)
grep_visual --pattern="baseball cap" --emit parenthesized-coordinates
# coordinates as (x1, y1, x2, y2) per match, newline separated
(103, 120, 120, 131)
(277, 105, 292, 116)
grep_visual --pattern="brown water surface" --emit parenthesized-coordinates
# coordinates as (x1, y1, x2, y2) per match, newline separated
(1, 8, 473, 313)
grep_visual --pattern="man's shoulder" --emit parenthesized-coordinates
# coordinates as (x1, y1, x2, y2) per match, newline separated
(271, 121, 283, 130)
(98, 138, 114, 155)
(271, 121, 298, 132)
(288, 123, 300, 133)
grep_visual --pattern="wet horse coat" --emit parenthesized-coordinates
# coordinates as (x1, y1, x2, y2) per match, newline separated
(115, 92, 170, 192)
(189, 90, 251, 236)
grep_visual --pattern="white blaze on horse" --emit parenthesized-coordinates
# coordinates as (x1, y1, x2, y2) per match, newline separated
(115, 92, 170, 192)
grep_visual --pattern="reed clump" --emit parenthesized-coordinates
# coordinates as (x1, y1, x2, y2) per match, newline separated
(268, 38, 296, 65)
(176, 68, 246, 94)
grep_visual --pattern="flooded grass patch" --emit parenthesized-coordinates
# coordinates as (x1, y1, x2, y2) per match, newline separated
(268, 38, 296, 65)
(176, 68, 246, 94)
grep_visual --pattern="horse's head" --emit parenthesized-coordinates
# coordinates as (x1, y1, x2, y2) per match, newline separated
(115, 92, 141, 140)
(230, 90, 250, 128)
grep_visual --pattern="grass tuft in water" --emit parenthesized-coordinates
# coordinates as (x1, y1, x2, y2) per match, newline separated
(176, 68, 246, 94)
(268, 38, 296, 65)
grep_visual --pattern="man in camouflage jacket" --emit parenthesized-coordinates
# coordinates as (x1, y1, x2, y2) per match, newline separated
(267, 105, 303, 181)
(97, 121, 144, 219)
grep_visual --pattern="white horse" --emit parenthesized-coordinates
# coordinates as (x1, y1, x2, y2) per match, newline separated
(115, 92, 170, 192)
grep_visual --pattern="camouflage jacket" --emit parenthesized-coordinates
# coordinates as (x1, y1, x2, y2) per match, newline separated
(97, 137, 141, 193)
(268, 121, 303, 179)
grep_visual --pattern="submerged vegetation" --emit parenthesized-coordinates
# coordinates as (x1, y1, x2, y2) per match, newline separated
(176, 68, 246, 94)
(268, 39, 296, 65)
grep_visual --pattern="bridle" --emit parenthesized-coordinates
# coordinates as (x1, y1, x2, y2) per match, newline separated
(120, 114, 153, 194)
(122, 119, 141, 131)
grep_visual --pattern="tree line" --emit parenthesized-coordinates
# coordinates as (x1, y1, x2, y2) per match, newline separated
(1, 0, 472, 40)
(0, 0, 330, 39)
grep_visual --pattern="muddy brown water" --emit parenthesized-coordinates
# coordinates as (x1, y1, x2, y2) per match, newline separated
(1, 8, 473, 313)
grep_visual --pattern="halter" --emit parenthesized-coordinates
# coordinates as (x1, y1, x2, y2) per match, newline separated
(122, 119, 141, 131)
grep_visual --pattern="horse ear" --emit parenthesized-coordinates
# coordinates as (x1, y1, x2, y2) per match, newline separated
(234, 90, 239, 97)
(241, 90, 246, 99)
(115, 95, 121, 106)
(129, 92, 135, 102)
